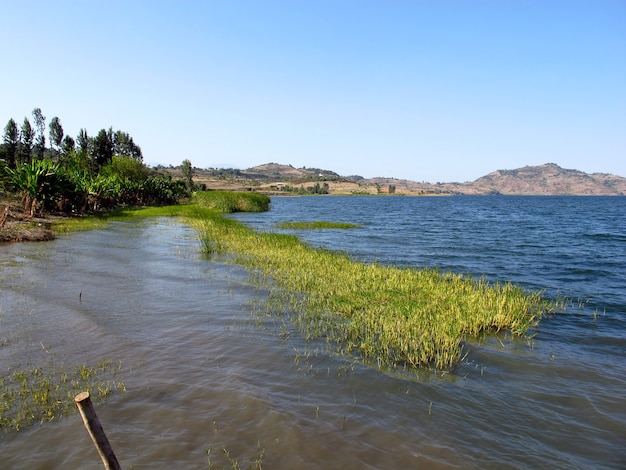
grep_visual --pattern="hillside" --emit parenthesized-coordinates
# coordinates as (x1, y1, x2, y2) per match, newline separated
(164, 163, 626, 196)
(463, 163, 626, 195)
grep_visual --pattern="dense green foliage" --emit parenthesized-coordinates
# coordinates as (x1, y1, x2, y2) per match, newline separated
(278, 182, 330, 194)
(1, 107, 190, 215)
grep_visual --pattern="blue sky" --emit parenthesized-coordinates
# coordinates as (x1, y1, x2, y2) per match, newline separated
(1, 1, 624, 182)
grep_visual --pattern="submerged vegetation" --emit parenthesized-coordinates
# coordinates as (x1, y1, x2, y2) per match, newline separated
(50, 190, 559, 371)
(63, 191, 556, 371)
(0, 359, 126, 431)
(191, 201, 559, 370)
(193, 190, 270, 213)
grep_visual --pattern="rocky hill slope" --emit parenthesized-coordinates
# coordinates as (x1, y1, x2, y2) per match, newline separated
(461, 163, 626, 195)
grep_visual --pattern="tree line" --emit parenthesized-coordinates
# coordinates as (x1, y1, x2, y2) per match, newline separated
(1, 108, 189, 216)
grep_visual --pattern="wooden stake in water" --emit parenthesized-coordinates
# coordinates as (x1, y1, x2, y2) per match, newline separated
(74, 392, 122, 470)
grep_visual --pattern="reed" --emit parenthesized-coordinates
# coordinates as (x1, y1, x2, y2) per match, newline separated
(276, 221, 361, 230)
(193, 191, 270, 213)
(185, 195, 560, 370)
(51, 191, 561, 371)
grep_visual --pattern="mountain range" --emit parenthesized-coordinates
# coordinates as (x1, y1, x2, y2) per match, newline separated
(173, 162, 626, 196)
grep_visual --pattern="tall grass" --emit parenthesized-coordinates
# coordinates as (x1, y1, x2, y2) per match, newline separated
(51, 191, 561, 371)
(188, 195, 560, 371)
(193, 191, 270, 213)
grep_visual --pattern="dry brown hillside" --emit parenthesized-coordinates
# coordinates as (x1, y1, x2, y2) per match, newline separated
(166, 162, 626, 196)
(464, 163, 626, 195)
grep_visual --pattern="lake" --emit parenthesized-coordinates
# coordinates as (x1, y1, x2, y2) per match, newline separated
(1, 195, 625, 469)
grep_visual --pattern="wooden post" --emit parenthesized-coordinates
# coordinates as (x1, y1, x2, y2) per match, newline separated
(74, 392, 122, 470)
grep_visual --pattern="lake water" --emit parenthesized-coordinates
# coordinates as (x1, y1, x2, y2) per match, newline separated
(1, 196, 625, 469)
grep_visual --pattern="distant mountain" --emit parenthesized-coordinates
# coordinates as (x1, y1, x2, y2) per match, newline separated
(174, 163, 626, 196)
(461, 163, 626, 195)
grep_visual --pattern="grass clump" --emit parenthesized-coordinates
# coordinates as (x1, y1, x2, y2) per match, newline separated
(0, 359, 126, 431)
(51, 191, 560, 371)
(276, 221, 361, 230)
(188, 204, 560, 371)
(193, 191, 270, 213)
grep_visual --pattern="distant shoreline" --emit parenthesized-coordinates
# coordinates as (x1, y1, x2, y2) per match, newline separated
(165, 162, 626, 197)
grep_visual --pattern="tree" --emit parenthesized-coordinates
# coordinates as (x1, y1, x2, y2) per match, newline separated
(19, 117, 35, 164)
(32, 108, 46, 160)
(77, 128, 90, 156)
(62, 135, 75, 156)
(48, 116, 64, 151)
(181, 159, 193, 190)
(3, 118, 19, 168)
(92, 128, 114, 167)
(113, 130, 142, 161)
(102, 154, 148, 182)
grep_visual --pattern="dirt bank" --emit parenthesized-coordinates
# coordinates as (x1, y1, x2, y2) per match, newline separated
(0, 196, 56, 242)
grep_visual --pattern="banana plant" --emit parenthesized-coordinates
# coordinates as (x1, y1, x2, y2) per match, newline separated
(4, 159, 60, 216)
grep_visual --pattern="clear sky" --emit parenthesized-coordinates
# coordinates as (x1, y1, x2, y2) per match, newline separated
(1, 1, 624, 183)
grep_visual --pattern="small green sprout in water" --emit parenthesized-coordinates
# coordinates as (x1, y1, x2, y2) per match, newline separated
(207, 421, 266, 470)
(0, 360, 126, 431)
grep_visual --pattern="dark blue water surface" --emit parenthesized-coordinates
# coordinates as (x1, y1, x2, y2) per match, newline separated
(232, 196, 626, 310)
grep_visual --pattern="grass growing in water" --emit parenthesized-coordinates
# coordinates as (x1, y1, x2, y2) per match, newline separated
(0, 359, 126, 431)
(276, 221, 361, 230)
(188, 194, 560, 370)
(52, 191, 561, 371)
(52, 201, 225, 234)
(193, 191, 270, 213)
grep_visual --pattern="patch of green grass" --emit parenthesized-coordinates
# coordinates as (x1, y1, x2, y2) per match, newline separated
(189, 207, 562, 371)
(276, 221, 361, 230)
(0, 359, 126, 431)
(51, 204, 210, 234)
(51, 191, 269, 234)
(193, 191, 270, 213)
(50, 191, 562, 372)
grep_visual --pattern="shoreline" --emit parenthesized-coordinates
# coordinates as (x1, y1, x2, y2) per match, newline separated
(0, 213, 58, 242)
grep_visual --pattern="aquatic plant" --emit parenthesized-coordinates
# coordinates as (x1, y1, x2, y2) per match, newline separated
(4, 159, 61, 215)
(207, 421, 266, 470)
(193, 191, 270, 213)
(0, 359, 126, 431)
(186, 196, 560, 371)
(51, 191, 561, 371)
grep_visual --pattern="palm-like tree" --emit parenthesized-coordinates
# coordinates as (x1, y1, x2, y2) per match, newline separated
(5, 160, 60, 216)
